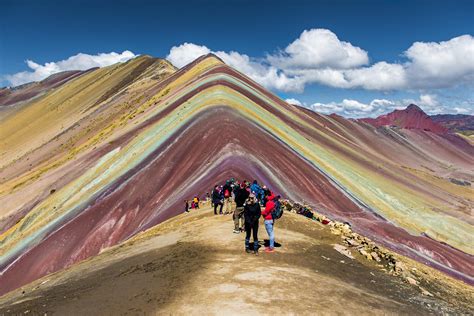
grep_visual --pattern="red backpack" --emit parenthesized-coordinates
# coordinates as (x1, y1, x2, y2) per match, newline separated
(224, 189, 230, 198)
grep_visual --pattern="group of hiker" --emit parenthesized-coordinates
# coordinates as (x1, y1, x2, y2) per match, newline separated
(184, 196, 200, 212)
(210, 179, 283, 254)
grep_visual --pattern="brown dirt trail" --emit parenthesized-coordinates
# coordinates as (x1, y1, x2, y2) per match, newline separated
(0, 206, 472, 315)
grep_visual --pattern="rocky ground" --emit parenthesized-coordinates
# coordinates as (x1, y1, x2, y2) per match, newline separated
(0, 204, 472, 315)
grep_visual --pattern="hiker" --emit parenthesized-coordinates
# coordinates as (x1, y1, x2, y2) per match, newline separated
(193, 196, 200, 209)
(243, 193, 261, 255)
(233, 182, 249, 233)
(244, 181, 251, 193)
(212, 185, 223, 215)
(262, 191, 276, 253)
(250, 180, 264, 204)
(222, 180, 233, 215)
(262, 186, 271, 206)
(184, 200, 190, 213)
(232, 181, 240, 198)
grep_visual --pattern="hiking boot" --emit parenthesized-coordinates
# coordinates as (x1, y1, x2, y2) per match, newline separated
(265, 247, 275, 253)
(246, 248, 252, 254)
(233, 229, 240, 234)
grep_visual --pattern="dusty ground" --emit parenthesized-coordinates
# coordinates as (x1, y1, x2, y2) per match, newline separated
(0, 205, 472, 315)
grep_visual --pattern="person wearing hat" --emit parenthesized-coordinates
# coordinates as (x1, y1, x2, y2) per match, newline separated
(243, 193, 261, 255)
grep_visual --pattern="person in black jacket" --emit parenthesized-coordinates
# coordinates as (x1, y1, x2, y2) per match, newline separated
(222, 180, 233, 215)
(233, 183, 249, 233)
(211, 185, 223, 215)
(243, 193, 261, 255)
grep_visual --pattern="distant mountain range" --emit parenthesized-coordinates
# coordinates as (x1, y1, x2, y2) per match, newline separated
(431, 114, 474, 133)
(359, 104, 473, 135)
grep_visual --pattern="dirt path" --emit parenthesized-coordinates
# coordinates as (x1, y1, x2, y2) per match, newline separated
(0, 206, 472, 315)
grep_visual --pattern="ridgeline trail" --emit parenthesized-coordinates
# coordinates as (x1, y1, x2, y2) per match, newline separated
(0, 205, 472, 315)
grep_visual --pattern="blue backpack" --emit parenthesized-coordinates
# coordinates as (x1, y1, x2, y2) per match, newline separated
(271, 200, 283, 220)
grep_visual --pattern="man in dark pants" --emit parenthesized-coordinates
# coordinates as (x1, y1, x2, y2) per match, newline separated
(211, 185, 223, 215)
(243, 194, 261, 255)
(233, 183, 249, 233)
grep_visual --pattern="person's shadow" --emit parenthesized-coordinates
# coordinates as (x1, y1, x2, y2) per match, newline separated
(261, 240, 282, 248)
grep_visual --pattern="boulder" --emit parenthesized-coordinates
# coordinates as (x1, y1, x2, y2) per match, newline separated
(395, 261, 406, 273)
(405, 276, 418, 285)
(370, 251, 381, 262)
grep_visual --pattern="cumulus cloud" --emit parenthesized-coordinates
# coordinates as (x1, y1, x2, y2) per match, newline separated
(166, 43, 304, 92)
(289, 93, 473, 118)
(166, 43, 211, 68)
(405, 35, 474, 88)
(285, 97, 402, 117)
(343, 62, 407, 90)
(4, 51, 136, 86)
(285, 98, 302, 106)
(271, 33, 474, 91)
(308, 98, 402, 117)
(268, 29, 369, 70)
(167, 31, 474, 95)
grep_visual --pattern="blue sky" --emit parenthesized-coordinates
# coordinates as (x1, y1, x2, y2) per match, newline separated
(1, 0, 473, 117)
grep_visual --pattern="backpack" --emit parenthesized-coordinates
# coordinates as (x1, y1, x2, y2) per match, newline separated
(271, 200, 283, 220)
(224, 189, 230, 198)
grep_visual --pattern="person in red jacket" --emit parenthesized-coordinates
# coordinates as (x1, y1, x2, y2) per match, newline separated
(261, 192, 276, 253)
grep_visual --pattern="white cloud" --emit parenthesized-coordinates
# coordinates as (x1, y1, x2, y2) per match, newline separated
(273, 33, 474, 91)
(5, 51, 136, 86)
(309, 99, 397, 117)
(297, 93, 473, 118)
(284, 97, 404, 117)
(405, 35, 474, 88)
(343, 62, 407, 90)
(418, 94, 439, 108)
(453, 107, 470, 114)
(285, 98, 302, 106)
(166, 43, 211, 68)
(268, 29, 369, 70)
(166, 31, 474, 96)
(167, 43, 305, 92)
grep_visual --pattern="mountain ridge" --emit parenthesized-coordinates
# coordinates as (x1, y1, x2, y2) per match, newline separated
(0, 54, 472, 296)
(1, 206, 472, 314)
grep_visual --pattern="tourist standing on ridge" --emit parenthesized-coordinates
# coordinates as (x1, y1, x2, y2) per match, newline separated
(262, 191, 276, 253)
(222, 180, 233, 215)
(250, 180, 263, 204)
(243, 193, 261, 255)
(212, 185, 223, 215)
(262, 186, 271, 206)
(184, 200, 190, 213)
(232, 181, 240, 199)
(233, 182, 249, 233)
(193, 196, 200, 209)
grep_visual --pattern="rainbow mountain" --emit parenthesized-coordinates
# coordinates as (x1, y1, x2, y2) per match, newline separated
(0, 54, 473, 295)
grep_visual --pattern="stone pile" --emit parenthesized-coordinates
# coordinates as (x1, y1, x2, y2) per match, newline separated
(281, 199, 434, 296)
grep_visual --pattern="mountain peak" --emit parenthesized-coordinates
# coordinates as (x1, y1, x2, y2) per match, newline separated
(406, 104, 424, 112)
(360, 104, 448, 134)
